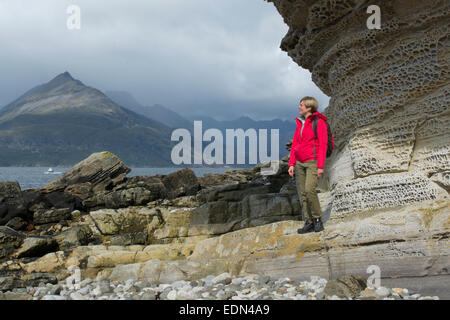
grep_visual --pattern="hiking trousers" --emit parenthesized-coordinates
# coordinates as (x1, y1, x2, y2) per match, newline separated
(294, 160, 322, 221)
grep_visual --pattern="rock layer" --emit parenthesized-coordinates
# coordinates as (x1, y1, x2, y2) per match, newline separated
(0, 152, 448, 296)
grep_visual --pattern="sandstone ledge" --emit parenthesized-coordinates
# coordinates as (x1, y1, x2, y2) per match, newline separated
(13, 199, 445, 285)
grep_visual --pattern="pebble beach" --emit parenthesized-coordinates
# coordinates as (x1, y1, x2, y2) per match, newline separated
(0, 273, 440, 301)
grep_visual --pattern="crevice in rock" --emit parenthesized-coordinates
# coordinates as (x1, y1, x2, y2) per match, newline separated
(407, 118, 428, 172)
(324, 242, 333, 280)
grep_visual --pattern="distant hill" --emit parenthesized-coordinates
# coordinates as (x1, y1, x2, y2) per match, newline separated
(0, 72, 174, 166)
(105, 91, 192, 129)
(146, 104, 193, 130)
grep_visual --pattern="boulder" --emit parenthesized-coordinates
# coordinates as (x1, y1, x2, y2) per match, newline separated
(197, 182, 271, 203)
(109, 232, 147, 246)
(242, 193, 300, 221)
(14, 237, 58, 258)
(43, 151, 130, 193)
(0, 182, 29, 225)
(324, 275, 367, 299)
(21, 251, 67, 274)
(33, 208, 72, 225)
(88, 188, 153, 209)
(84, 175, 168, 209)
(0, 226, 25, 260)
(161, 168, 200, 199)
(119, 176, 168, 199)
(5, 217, 28, 231)
(40, 152, 131, 209)
(188, 184, 300, 235)
(24, 190, 82, 212)
(35, 153, 174, 210)
(54, 225, 93, 250)
(89, 207, 163, 235)
(21, 189, 83, 226)
(198, 168, 255, 192)
(21, 272, 58, 287)
(0, 276, 20, 292)
(107, 259, 226, 284)
(0, 291, 33, 300)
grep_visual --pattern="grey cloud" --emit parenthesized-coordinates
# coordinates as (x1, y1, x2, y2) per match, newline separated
(0, 0, 329, 120)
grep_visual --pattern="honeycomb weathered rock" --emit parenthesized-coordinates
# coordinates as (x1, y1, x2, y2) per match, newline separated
(268, 0, 449, 217)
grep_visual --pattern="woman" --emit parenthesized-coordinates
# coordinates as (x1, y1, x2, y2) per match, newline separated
(288, 96, 328, 233)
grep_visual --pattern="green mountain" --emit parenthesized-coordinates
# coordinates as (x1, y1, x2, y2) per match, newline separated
(0, 72, 174, 166)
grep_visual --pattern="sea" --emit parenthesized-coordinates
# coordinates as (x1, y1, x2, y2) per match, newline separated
(0, 167, 238, 190)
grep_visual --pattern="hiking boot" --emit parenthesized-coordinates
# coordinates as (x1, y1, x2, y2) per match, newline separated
(297, 220, 314, 234)
(313, 218, 324, 233)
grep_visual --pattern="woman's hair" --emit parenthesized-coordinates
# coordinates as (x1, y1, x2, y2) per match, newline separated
(300, 96, 318, 113)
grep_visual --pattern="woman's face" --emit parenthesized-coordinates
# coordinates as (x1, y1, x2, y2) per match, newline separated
(298, 100, 309, 116)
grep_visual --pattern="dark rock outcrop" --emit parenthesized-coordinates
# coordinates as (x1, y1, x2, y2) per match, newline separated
(88, 175, 168, 209)
(0, 226, 26, 260)
(33, 208, 72, 225)
(5, 217, 27, 231)
(43, 151, 131, 195)
(0, 182, 29, 225)
(14, 237, 58, 259)
(23, 190, 82, 214)
(161, 168, 200, 199)
(54, 225, 93, 250)
(0, 273, 57, 292)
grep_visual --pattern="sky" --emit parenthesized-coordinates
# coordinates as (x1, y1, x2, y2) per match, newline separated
(0, 0, 330, 121)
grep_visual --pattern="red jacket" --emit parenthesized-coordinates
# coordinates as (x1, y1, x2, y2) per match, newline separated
(288, 112, 328, 169)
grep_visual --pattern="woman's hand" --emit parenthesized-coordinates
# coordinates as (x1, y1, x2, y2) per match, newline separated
(317, 168, 324, 179)
(288, 166, 295, 177)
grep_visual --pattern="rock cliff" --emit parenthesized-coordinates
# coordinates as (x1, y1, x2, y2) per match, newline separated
(267, 0, 449, 216)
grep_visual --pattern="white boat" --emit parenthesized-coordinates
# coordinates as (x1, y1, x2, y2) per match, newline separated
(44, 167, 62, 174)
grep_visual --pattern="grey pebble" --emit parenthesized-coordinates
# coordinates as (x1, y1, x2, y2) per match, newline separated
(70, 292, 88, 300)
(1, 273, 439, 301)
(140, 292, 157, 300)
(42, 295, 68, 300)
(375, 287, 390, 297)
(258, 276, 271, 285)
(77, 285, 92, 295)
